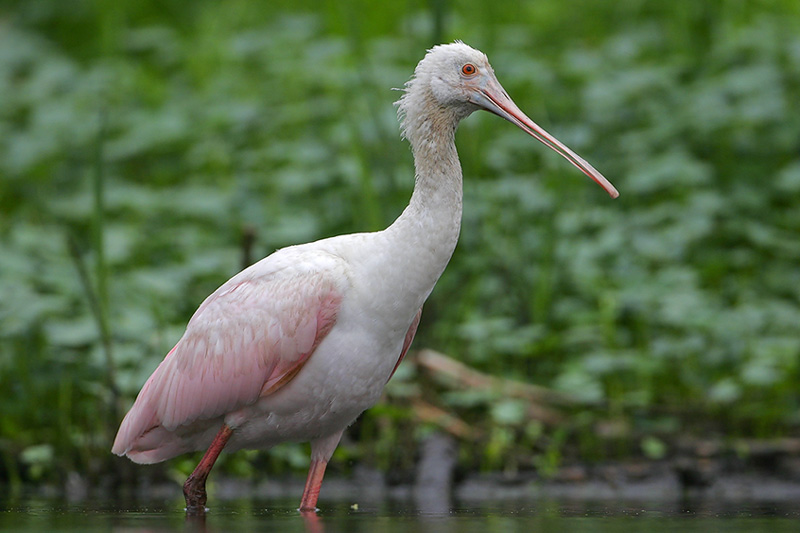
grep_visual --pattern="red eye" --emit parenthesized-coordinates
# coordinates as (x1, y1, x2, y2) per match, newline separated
(461, 63, 477, 76)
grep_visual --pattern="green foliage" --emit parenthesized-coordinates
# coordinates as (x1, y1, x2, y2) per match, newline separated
(2, 0, 800, 486)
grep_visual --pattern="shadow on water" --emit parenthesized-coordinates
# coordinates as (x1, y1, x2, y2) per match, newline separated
(3, 496, 800, 533)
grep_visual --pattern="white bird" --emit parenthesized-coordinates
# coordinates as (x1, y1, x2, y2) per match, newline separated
(112, 41, 618, 514)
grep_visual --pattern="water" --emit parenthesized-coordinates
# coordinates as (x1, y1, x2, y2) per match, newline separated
(2, 497, 799, 532)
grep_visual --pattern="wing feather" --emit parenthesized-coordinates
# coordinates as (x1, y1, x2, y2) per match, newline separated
(387, 307, 422, 382)
(112, 255, 345, 461)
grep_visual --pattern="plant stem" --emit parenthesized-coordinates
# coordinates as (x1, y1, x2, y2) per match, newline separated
(91, 109, 121, 419)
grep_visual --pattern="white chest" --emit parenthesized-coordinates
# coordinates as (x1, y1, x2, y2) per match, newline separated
(228, 295, 408, 449)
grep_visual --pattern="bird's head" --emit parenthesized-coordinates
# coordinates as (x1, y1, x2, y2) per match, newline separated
(398, 42, 618, 198)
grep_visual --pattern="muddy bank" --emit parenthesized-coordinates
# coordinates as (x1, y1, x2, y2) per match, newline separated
(70, 433, 800, 506)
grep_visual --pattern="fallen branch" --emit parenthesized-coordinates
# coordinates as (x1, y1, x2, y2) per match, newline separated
(410, 398, 476, 439)
(414, 349, 574, 406)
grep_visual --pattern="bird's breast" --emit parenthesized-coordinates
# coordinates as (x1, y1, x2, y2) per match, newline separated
(226, 232, 439, 450)
(227, 299, 409, 449)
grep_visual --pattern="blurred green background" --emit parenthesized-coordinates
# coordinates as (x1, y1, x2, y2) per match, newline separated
(2, 0, 800, 493)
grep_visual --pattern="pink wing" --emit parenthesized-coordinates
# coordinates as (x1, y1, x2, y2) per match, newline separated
(387, 307, 422, 382)
(112, 262, 342, 463)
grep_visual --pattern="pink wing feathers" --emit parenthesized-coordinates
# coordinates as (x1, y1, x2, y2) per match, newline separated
(387, 307, 421, 382)
(112, 261, 343, 463)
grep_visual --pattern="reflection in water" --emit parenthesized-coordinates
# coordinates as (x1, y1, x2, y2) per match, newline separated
(1, 497, 800, 532)
(181, 504, 325, 533)
(184, 512, 208, 533)
(300, 510, 324, 533)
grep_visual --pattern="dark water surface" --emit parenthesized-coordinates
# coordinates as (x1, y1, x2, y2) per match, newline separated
(2, 497, 799, 532)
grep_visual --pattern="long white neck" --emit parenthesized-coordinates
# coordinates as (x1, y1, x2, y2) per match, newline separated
(372, 101, 464, 314)
(333, 64, 474, 325)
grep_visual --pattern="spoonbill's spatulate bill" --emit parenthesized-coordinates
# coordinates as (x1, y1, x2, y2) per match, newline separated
(112, 41, 618, 514)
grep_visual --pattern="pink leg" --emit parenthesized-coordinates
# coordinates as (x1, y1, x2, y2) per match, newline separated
(298, 458, 328, 512)
(183, 424, 233, 514)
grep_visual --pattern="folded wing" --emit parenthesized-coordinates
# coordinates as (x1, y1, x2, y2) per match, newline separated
(112, 259, 343, 463)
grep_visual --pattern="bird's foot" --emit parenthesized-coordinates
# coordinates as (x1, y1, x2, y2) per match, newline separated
(184, 503, 208, 516)
(183, 476, 208, 515)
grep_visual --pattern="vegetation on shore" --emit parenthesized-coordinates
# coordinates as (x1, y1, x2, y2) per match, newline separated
(2, 1, 800, 492)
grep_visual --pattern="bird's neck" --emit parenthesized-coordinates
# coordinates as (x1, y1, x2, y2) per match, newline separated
(380, 110, 463, 308)
(400, 120, 463, 243)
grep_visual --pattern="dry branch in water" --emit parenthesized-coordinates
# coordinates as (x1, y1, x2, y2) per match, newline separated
(404, 349, 571, 434)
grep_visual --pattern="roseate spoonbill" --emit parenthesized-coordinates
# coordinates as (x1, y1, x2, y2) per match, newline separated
(112, 41, 618, 514)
